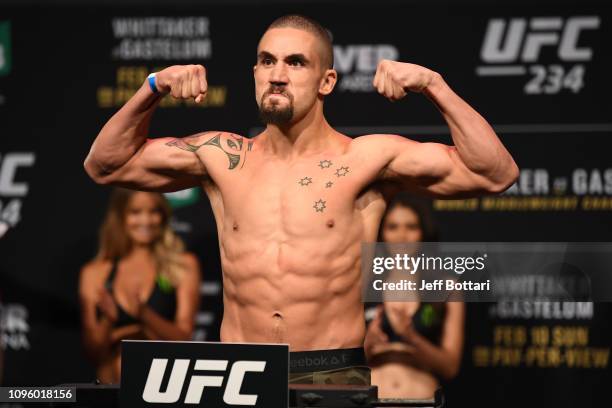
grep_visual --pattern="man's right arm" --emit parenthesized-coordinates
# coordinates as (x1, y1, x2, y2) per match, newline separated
(84, 65, 209, 192)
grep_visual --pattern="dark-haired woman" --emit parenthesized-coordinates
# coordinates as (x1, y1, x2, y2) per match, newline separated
(364, 195, 464, 399)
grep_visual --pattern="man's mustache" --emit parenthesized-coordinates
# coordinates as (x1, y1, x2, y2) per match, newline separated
(263, 86, 292, 100)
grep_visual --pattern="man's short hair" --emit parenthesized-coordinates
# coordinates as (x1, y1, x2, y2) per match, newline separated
(266, 14, 334, 70)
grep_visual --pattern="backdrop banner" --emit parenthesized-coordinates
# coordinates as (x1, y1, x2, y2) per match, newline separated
(0, 3, 610, 407)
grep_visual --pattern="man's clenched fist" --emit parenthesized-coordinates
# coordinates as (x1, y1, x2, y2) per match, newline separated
(373, 60, 439, 101)
(154, 64, 208, 103)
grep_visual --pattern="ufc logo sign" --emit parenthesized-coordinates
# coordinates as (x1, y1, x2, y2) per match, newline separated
(481, 16, 600, 63)
(142, 359, 266, 405)
(0, 153, 35, 197)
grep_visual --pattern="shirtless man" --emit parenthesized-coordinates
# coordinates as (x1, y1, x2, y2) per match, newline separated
(84, 15, 518, 385)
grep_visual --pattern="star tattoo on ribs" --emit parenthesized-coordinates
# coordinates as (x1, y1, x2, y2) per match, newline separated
(319, 159, 333, 169)
(313, 199, 327, 213)
(335, 166, 349, 177)
(298, 177, 313, 186)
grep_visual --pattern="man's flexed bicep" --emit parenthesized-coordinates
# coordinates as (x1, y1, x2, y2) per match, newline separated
(87, 131, 251, 191)
(372, 60, 519, 197)
(84, 64, 211, 191)
(378, 135, 515, 198)
(87, 133, 212, 191)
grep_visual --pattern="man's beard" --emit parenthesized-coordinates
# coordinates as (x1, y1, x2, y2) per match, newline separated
(258, 87, 294, 125)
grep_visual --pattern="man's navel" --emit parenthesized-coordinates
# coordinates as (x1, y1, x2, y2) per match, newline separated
(272, 311, 285, 342)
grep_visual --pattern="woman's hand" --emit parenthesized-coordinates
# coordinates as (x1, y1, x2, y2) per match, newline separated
(384, 301, 420, 342)
(365, 306, 390, 357)
(96, 288, 118, 324)
(110, 324, 145, 344)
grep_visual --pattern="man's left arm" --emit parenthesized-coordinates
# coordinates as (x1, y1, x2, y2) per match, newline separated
(372, 60, 519, 197)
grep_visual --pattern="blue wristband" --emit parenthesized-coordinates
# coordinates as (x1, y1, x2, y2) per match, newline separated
(147, 73, 159, 94)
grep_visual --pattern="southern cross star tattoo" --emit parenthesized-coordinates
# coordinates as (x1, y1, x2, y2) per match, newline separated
(313, 199, 327, 213)
(325, 181, 333, 188)
(318, 159, 333, 169)
(298, 177, 313, 186)
(335, 166, 350, 177)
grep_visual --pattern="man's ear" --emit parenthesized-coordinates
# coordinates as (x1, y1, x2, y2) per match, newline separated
(319, 69, 337, 96)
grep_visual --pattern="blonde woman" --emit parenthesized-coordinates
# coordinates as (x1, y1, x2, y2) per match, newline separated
(79, 189, 200, 384)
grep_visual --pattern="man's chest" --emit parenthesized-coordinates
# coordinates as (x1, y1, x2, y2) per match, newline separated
(208, 153, 380, 232)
